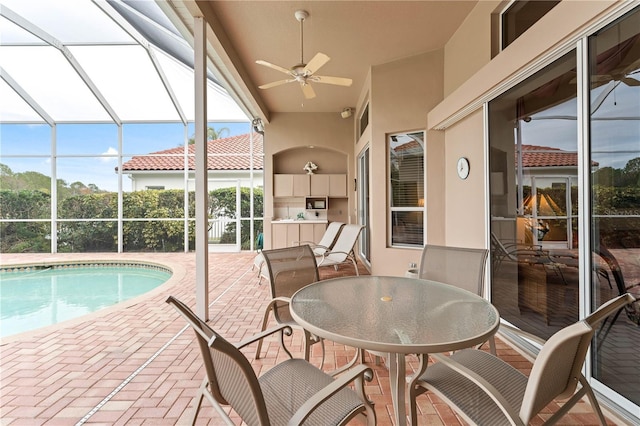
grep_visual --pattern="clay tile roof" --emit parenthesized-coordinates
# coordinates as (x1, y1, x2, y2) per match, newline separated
(121, 133, 263, 171)
(521, 145, 598, 167)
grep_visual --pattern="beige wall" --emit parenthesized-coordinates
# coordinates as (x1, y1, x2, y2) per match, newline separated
(443, 108, 486, 248)
(260, 0, 630, 276)
(429, 0, 622, 128)
(367, 50, 445, 276)
(263, 112, 355, 249)
(443, 0, 499, 96)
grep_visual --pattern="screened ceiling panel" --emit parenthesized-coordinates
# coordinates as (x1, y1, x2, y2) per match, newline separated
(0, 0, 249, 124)
(1, 45, 113, 122)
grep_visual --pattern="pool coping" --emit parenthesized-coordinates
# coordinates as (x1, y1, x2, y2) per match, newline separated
(0, 256, 187, 344)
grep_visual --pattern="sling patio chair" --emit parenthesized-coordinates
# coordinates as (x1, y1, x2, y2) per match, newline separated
(594, 243, 640, 330)
(253, 222, 345, 284)
(254, 244, 325, 365)
(408, 292, 636, 426)
(316, 224, 364, 276)
(418, 244, 495, 354)
(166, 296, 376, 426)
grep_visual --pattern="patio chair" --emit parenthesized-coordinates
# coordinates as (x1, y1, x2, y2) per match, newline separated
(316, 224, 364, 276)
(594, 243, 640, 328)
(294, 221, 345, 256)
(490, 232, 545, 273)
(419, 244, 495, 354)
(253, 222, 345, 284)
(254, 244, 325, 365)
(408, 293, 636, 426)
(491, 232, 572, 285)
(166, 296, 376, 426)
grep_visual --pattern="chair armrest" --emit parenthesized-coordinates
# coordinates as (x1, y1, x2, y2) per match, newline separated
(321, 250, 351, 259)
(236, 324, 293, 350)
(429, 353, 522, 424)
(292, 240, 326, 248)
(261, 297, 293, 316)
(288, 364, 374, 425)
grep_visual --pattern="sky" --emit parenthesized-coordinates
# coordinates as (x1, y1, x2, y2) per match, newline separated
(0, 121, 252, 192)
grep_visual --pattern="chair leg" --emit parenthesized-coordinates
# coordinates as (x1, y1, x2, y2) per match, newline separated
(254, 308, 271, 359)
(488, 335, 497, 355)
(190, 378, 207, 426)
(581, 376, 608, 426)
(351, 258, 360, 276)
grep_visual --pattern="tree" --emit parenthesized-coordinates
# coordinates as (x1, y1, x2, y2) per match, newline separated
(187, 126, 230, 144)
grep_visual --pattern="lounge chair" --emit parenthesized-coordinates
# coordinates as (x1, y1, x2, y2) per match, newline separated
(294, 221, 344, 256)
(253, 222, 345, 284)
(316, 224, 364, 276)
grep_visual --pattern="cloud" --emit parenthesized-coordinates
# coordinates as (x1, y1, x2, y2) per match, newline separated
(100, 147, 118, 163)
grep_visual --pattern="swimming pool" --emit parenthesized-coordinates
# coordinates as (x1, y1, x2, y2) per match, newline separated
(0, 262, 171, 338)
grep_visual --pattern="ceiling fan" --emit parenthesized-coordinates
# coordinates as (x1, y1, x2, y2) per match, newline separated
(256, 10, 352, 99)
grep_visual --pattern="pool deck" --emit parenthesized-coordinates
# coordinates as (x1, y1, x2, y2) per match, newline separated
(0, 252, 623, 425)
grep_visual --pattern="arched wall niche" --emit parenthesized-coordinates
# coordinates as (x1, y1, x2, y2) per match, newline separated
(273, 146, 348, 175)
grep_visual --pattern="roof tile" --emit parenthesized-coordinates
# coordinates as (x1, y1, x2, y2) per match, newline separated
(121, 133, 263, 171)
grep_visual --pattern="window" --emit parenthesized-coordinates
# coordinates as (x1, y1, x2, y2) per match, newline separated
(500, 1, 560, 50)
(388, 131, 424, 247)
(359, 102, 369, 138)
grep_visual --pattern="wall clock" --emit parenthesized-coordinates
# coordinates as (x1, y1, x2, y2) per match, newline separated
(457, 157, 470, 180)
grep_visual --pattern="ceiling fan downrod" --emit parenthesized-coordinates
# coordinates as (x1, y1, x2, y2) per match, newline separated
(295, 10, 309, 66)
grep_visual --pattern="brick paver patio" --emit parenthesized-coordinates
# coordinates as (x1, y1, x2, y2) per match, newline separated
(0, 252, 624, 425)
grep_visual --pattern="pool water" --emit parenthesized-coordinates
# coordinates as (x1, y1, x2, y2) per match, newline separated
(0, 265, 171, 338)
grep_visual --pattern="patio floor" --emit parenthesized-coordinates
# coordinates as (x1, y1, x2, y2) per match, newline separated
(0, 252, 625, 425)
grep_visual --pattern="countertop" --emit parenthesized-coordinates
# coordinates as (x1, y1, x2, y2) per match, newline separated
(272, 219, 328, 224)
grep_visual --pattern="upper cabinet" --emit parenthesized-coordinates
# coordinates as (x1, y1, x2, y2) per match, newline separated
(310, 174, 346, 197)
(274, 174, 311, 197)
(273, 147, 348, 197)
(275, 173, 347, 197)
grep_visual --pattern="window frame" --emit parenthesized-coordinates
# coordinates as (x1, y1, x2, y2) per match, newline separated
(387, 130, 425, 248)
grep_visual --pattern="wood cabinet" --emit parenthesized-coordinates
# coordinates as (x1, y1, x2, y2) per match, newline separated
(300, 223, 327, 244)
(309, 174, 347, 197)
(271, 223, 300, 249)
(292, 175, 310, 196)
(271, 222, 326, 249)
(328, 174, 347, 197)
(274, 174, 310, 197)
(310, 174, 329, 196)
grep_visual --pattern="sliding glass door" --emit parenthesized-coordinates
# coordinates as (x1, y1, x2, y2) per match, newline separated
(358, 147, 371, 265)
(489, 5, 640, 410)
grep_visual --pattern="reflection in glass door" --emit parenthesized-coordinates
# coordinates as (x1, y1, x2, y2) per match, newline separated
(589, 8, 640, 408)
(358, 147, 371, 264)
(489, 4, 640, 418)
(523, 176, 576, 249)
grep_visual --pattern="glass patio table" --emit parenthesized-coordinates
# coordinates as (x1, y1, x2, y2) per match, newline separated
(290, 275, 500, 426)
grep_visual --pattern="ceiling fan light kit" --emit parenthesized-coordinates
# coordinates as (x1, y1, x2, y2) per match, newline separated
(256, 10, 352, 100)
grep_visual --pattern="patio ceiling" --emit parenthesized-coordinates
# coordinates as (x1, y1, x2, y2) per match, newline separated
(0, 0, 249, 125)
(163, 0, 479, 122)
(1, 1, 481, 126)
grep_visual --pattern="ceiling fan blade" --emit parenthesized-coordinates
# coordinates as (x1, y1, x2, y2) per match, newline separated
(312, 75, 353, 86)
(304, 53, 330, 74)
(301, 83, 316, 99)
(256, 60, 292, 75)
(259, 79, 295, 89)
(621, 77, 640, 86)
